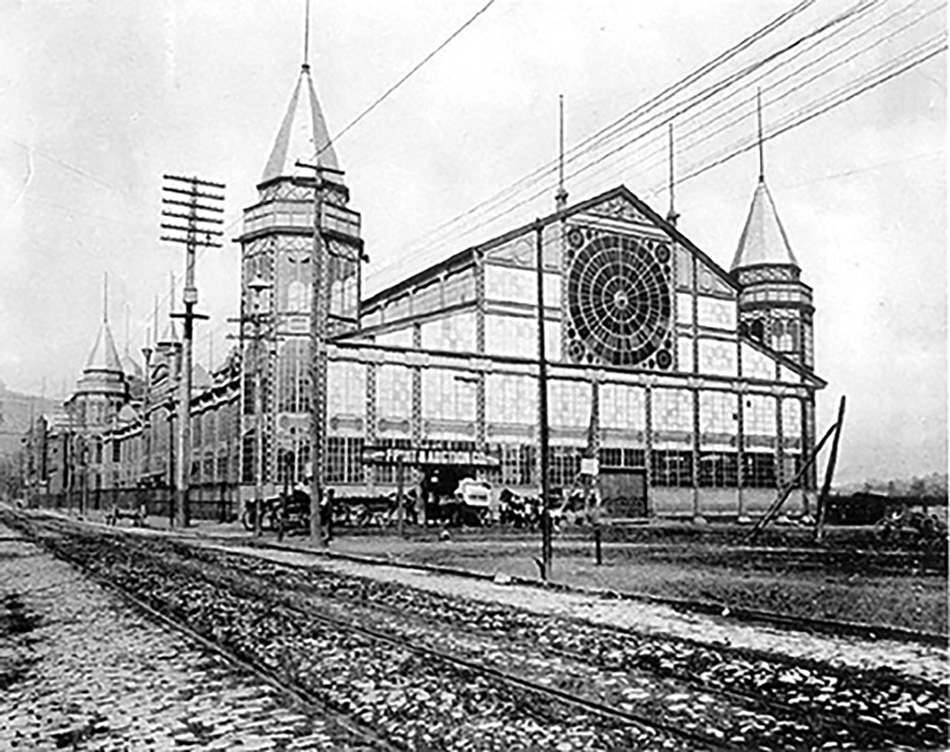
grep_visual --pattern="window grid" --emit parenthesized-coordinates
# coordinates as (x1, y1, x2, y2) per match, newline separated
(422, 369, 476, 421)
(677, 337, 694, 373)
(548, 446, 583, 489)
(697, 297, 737, 330)
(377, 365, 412, 419)
(421, 313, 477, 352)
(599, 447, 646, 468)
(676, 292, 694, 324)
(743, 453, 776, 487)
(327, 437, 365, 484)
(487, 443, 536, 486)
(698, 339, 737, 376)
(698, 452, 738, 487)
(699, 391, 738, 437)
(328, 362, 366, 416)
(744, 395, 777, 436)
(650, 450, 693, 486)
(651, 388, 693, 432)
(599, 384, 646, 430)
(486, 374, 537, 424)
(782, 398, 802, 438)
(741, 343, 774, 380)
(549, 381, 591, 428)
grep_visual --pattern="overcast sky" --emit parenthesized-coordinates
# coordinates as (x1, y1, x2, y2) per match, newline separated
(0, 0, 945, 485)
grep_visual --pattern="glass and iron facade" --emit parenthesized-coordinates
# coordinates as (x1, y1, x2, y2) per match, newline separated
(311, 186, 825, 518)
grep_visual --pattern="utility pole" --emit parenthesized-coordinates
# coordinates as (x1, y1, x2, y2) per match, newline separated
(295, 161, 345, 547)
(535, 219, 553, 581)
(249, 278, 272, 537)
(226, 279, 272, 538)
(160, 174, 224, 527)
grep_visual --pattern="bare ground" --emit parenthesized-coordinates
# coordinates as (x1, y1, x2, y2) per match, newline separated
(329, 532, 948, 635)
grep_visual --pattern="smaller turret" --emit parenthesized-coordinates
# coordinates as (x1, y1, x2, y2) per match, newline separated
(731, 95, 814, 369)
(67, 274, 128, 428)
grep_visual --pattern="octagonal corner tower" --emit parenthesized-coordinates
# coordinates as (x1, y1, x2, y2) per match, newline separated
(235, 60, 364, 491)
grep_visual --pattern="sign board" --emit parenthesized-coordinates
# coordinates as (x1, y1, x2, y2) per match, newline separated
(362, 444, 499, 469)
(580, 457, 599, 477)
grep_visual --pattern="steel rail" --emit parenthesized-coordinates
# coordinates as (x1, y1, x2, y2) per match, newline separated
(160, 534, 944, 751)
(9, 512, 734, 751)
(1, 513, 395, 752)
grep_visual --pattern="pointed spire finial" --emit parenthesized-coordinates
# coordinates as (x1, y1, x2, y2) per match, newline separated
(103, 272, 109, 324)
(124, 303, 131, 355)
(555, 94, 568, 211)
(666, 121, 680, 226)
(303, 0, 311, 70)
(757, 88, 765, 183)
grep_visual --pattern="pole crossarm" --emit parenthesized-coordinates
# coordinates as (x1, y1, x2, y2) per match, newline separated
(160, 184, 225, 201)
(294, 160, 346, 176)
(162, 173, 226, 189)
(161, 210, 225, 225)
(159, 173, 225, 529)
(160, 236, 223, 248)
(161, 197, 225, 213)
(160, 223, 224, 236)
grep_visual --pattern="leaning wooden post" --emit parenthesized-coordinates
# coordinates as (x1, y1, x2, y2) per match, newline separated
(814, 396, 846, 543)
(748, 418, 839, 542)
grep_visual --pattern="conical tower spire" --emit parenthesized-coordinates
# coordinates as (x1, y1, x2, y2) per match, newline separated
(731, 90, 797, 270)
(83, 273, 122, 373)
(260, 3, 339, 185)
(121, 303, 144, 380)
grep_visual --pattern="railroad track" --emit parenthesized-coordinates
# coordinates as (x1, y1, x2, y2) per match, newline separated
(5, 512, 719, 750)
(1, 513, 392, 752)
(9, 510, 949, 750)
(166, 537, 950, 751)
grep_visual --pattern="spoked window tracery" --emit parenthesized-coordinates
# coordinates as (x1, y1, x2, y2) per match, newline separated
(565, 229, 674, 368)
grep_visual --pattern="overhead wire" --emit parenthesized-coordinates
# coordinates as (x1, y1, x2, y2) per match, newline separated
(667, 33, 947, 188)
(368, 0, 823, 279)
(314, 0, 497, 162)
(135, 1, 500, 360)
(477, 0, 885, 219)
(574, 0, 938, 198)
(590, 0, 943, 199)
(367, 0, 942, 288)
(364, 0, 881, 287)
(367, 0, 870, 281)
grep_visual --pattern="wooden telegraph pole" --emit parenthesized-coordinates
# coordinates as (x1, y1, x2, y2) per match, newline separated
(292, 159, 350, 547)
(535, 219, 553, 580)
(160, 174, 224, 527)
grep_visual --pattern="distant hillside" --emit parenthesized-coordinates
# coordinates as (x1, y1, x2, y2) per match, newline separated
(835, 472, 948, 499)
(0, 382, 63, 457)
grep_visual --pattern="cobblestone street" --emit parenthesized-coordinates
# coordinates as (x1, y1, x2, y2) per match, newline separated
(0, 522, 369, 751)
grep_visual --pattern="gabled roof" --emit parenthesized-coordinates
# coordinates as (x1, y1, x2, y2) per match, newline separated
(261, 64, 339, 185)
(362, 184, 738, 310)
(731, 178, 798, 270)
(84, 321, 123, 374)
